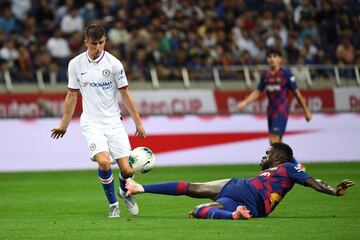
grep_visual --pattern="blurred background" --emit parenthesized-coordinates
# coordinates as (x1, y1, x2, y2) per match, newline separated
(0, 0, 359, 171)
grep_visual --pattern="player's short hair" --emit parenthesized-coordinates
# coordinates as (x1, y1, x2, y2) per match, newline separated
(84, 24, 105, 41)
(271, 142, 293, 162)
(266, 48, 282, 57)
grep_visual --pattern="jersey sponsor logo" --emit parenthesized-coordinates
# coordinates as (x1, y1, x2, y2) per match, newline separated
(266, 85, 281, 92)
(290, 76, 296, 82)
(89, 81, 113, 90)
(259, 171, 271, 177)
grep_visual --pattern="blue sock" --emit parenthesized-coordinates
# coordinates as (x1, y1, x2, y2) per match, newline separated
(119, 174, 127, 192)
(98, 168, 117, 205)
(143, 181, 190, 195)
(290, 156, 299, 165)
(196, 207, 233, 219)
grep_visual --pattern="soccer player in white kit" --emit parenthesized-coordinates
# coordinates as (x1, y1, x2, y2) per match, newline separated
(51, 24, 146, 218)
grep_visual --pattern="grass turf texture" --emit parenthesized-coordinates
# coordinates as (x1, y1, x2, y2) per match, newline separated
(1, 162, 359, 240)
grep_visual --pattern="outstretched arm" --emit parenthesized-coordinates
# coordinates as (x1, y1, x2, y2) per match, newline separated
(51, 90, 78, 139)
(238, 89, 261, 111)
(305, 177, 354, 196)
(293, 89, 312, 121)
(120, 87, 146, 138)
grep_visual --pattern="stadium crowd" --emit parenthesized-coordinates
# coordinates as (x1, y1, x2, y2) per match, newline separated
(0, 0, 359, 82)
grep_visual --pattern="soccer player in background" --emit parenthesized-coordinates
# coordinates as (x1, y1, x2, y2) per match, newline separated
(51, 24, 146, 218)
(125, 142, 354, 220)
(238, 49, 312, 169)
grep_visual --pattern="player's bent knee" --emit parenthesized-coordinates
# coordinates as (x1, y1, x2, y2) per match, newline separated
(97, 159, 112, 170)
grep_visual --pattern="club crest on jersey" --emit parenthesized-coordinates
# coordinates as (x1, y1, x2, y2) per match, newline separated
(102, 69, 111, 77)
(90, 143, 96, 151)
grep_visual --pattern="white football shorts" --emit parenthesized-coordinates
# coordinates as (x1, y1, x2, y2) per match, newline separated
(80, 122, 131, 162)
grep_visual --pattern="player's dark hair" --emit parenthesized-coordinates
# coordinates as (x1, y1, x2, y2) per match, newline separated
(84, 24, 105, 40)
(266, 48, 282, 57)
(271, 142, 293, 162)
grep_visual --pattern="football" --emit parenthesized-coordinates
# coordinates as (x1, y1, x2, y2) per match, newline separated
(129, 146, 156, 173)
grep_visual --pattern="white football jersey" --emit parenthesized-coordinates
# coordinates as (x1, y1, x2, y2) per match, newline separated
(67, 51, 128, 126)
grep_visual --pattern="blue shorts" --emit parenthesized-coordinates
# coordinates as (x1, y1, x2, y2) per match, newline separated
(267, 115, 288, 137)
(216, 178, 266, 218)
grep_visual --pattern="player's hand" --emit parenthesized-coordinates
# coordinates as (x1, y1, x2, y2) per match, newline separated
(135, 125, 146, 139)
(336, 179, 354, 196)
(51, 127, 67, 139)
(305, 110, 312, 122)
(238, 101, 246, 111)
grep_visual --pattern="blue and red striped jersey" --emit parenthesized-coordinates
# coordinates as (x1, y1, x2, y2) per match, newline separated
(257, 67, 298, 118)
(247, 162, 311, 215)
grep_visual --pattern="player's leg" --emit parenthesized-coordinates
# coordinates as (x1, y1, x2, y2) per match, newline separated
(81, 125, 119, 217)
(189, 200, 250, 220)
(190, 178, 253, 220)
(188, 179, 231, 199)
(126, 178, 230, 199)
(268, 116, 305, 170)
(116, 156, 139, 215)
(267, 115, 285, 145)
(94, 151, 119, 218)
(106, 123, 139, 216)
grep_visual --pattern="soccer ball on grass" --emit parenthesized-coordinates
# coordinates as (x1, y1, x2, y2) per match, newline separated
(129, 147, 156, 173)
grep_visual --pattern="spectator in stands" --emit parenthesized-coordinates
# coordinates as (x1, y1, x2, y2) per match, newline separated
(293, 0, 315, 26)
(34, 0, 56, 36)
(11, 0, 31, 21)
(0, 0, 356, 83)
(0, 7, 18, 35)
(46, 28, 71, 82)
(336, 36, 355, 64)
(285, 33, 301, 64)
(60, 7, 84, 35)
(78, 2, 98, 25)
(300, 35, 318, 64)
(108, 21, 130, 57)
(0, 38, 18, 67)
(14, 45, 33, 82)
(46, 28, 71, 60)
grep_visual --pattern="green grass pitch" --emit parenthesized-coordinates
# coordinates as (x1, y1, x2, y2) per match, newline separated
(1, 162, 359, 240)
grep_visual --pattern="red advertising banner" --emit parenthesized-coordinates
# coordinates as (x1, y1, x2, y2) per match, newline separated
(0, 93, 82, 118)
(215, 89, 335, 113)
(0, 88, 344, 118)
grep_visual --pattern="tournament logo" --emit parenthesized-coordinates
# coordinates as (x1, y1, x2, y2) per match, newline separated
(90, 143, 96, 151)
(102, 69, 111, 77)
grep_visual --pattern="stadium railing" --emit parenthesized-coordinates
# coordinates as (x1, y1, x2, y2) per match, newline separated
(0, 64, 359, 92)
